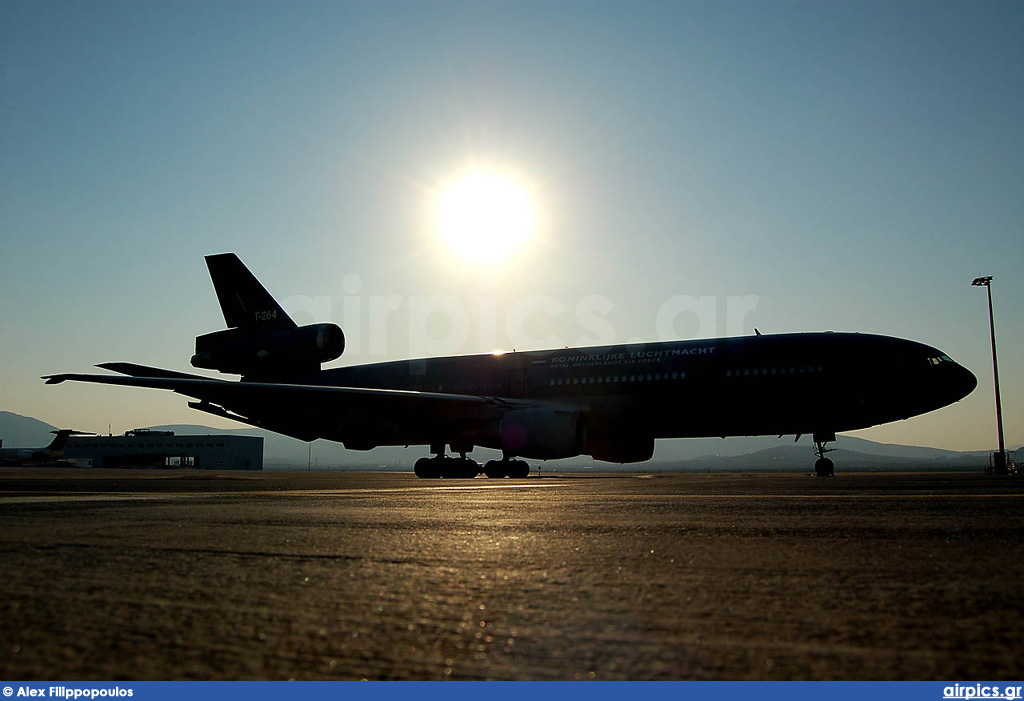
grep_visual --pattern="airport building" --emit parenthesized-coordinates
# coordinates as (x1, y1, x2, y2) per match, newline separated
(64, 429, 263, 470)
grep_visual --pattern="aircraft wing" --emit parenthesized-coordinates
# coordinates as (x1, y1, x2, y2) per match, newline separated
(43, 370, 497, 406)
(42, 368, 529, 443)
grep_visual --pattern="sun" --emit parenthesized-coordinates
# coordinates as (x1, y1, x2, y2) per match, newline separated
(436, 170, 535, 266)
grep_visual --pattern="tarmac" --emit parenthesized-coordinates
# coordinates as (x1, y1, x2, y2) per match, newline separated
(0, 468, 1021, 680)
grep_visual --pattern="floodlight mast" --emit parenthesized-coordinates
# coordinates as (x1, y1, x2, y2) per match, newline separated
(971, 276, 1006, 473)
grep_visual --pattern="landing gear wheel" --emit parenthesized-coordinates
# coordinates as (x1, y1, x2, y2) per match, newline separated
(457, 457, 480, 478)
(414, 457, 441, 479)
(484, 460, 507, 479)
(436, 456, 480, 478)
(508, 459, 530, 478)
(811, 431, 837, 477)
(415, 452, 481, 479)
(814, 457, 835, 477)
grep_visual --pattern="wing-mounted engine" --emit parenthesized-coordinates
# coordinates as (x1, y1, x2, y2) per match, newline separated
(191, 323, 344, 377)
(585, 434, 655, 463)
(499, 407, 583, 459)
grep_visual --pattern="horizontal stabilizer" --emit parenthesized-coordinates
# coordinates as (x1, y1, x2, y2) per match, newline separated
(98, 362, 209, 380)
(46, 429, 94, 451)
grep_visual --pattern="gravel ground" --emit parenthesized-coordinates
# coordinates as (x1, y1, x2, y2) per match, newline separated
(0, 469, 1021, 680)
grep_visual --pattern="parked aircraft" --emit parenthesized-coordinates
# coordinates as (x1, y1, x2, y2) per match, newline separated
(45, 254, 977, 477)
(0, 429, 92, 466)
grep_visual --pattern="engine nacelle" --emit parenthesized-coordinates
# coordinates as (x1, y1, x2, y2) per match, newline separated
(586, 434, 655, 463)
(499, 408, 583, 459)
(191, 323, 344, 376)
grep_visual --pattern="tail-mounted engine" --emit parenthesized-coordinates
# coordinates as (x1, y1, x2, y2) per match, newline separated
(191, 323, 344, 377)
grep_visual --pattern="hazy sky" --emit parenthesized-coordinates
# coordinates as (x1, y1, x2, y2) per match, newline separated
(2, 0, 1021, 452)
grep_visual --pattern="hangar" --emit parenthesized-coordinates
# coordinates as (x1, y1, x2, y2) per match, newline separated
(64, 429, 263, 470)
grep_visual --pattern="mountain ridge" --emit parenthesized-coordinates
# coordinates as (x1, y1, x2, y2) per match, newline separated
(0, 410, 1006, 471)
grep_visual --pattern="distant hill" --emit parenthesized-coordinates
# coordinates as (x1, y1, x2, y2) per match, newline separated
(0, 411, 66, 449)
(1, 410, 1006, 472)
(664, 444, 989, 472)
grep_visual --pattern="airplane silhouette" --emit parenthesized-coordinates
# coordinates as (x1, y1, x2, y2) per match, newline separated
(0, 429, 92, 466)
(45, 254, 976, 477)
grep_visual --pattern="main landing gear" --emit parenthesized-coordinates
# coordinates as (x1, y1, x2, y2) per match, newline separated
(812, 431, 836, 477)
(414, 454, 480, 479)
(483, 458, 530, 479)
(413, 444, 531, 479)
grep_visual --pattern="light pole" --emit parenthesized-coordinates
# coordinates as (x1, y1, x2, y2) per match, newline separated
(971, 276, 1006, 474)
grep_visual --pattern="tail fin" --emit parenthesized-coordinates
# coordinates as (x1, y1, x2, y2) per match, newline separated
(47, 430, 91, 452)
(205, 253, 296, 331)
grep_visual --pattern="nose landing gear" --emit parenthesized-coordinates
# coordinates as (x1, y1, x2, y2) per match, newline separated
(813, 431, 836, 477)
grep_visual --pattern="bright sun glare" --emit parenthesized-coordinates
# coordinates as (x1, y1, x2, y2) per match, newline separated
(436, 170, 534, 266)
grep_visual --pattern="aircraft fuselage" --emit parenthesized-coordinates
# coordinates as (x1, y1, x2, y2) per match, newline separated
(283, 331, 976, 459)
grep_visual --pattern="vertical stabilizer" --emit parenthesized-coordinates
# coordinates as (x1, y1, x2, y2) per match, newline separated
(205, 253, 296, 331)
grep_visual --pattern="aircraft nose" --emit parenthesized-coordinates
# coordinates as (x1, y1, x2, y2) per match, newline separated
(954, 363, 978, 402)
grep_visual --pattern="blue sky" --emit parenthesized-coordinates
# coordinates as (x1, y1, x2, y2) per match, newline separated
(2, 0, 1021, 451)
